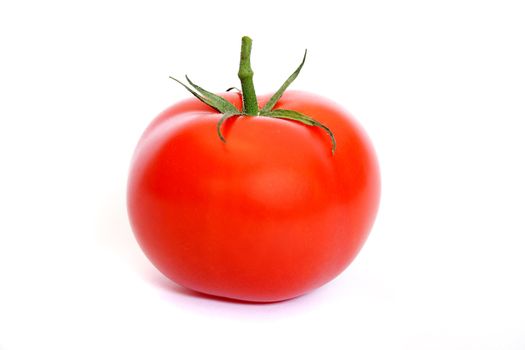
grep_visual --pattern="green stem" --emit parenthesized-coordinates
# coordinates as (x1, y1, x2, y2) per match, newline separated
(238, 36, 259, 115)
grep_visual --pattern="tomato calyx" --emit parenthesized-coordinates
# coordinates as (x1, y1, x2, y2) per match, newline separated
(169, 36, 337, 154)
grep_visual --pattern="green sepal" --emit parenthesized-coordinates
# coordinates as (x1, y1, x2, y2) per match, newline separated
(185, 76, 239, 113)
(216, 111, 239, 142)
(263, 109, 336, 154)
(169, 76, 217, 111)
(169, 76, 240, 114)
(260, 50, 307, 114)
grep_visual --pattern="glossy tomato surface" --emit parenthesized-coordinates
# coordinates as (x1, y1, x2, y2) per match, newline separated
(127, 91, 380, 302)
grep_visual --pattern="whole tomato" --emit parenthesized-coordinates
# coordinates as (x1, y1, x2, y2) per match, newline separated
(127, 37, 380, 302)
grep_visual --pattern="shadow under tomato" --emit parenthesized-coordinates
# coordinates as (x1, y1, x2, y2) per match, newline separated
(151, 273, 295, 305)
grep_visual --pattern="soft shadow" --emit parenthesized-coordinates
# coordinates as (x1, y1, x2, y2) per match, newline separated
(149, 272, 323, 319)
(151, 273, 296, 305)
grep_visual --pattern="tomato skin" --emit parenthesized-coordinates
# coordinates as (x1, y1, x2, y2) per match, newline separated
(127, 91, 380, 302)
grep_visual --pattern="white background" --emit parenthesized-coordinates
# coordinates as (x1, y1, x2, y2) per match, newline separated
(1, 0, 524, 349)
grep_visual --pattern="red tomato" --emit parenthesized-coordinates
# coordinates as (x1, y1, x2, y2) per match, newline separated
(127, 90, 380, 302)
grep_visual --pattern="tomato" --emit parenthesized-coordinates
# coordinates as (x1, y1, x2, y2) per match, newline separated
(127, 37, 380, 302)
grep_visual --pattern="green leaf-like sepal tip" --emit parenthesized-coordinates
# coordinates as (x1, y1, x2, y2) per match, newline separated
(264, 109, 336, 155)
(169, 76, 240, 114)
(216, 111, 239, 143)
(260, 50, 307, 114)
(185, 76, 239, 114)
(171, 36, 337, 155)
